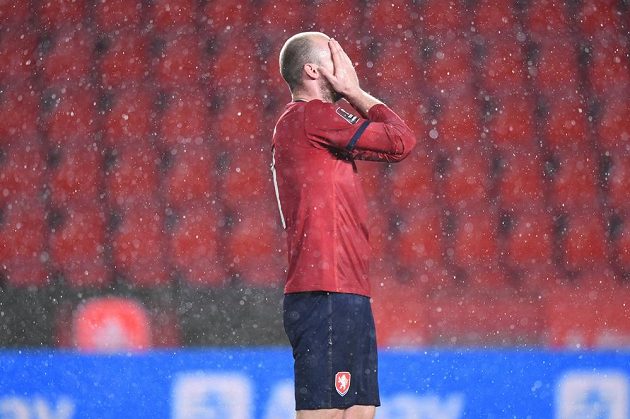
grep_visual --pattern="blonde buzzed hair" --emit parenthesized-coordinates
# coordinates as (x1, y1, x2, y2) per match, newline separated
(279, 32, 327, 91)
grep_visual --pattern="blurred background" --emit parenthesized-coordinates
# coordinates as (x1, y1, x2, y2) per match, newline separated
(0, 0, 628, 352)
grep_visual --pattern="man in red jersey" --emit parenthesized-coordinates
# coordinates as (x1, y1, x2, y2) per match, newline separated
(271, 32, 417, 419)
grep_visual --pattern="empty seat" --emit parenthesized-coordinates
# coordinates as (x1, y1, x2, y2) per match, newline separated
(105, 143, 160, 209)
(615, 217, 630, 272)
(0, 30, 38, 83)
(112, 201, 168, 287)
(100, 31, 149, 89)
(207, 35, 255, 93)
(578, 0, 623, 37)
(154, 34, 203, 89)
(0, 2, 31, 28)
(104, 87, 155, 146)
(148, 0, 197, 34)
(442, 150, 490, 209)
(561, 211, 608, 273)
(49, 143, 101, 205)
(160, 89, 208, 147)
(542, 94, 589, 152)
(366, 39, 421, 96)
(504, 208, 555, 270)
(587, 34, 630, 96)
(94, 0, 143, 31)
(45, 87, 97, 145)
(222, 150, 272, 212)
(607, 154, 629, 212)
(224, 206, 285, 288)
(473, 0, 517, 37)
(169, 205, 227, 287)
(0, 141, 45, 206)
(525, 0, 570, 39)
(478, 38, 527, 94)
(388, 152, 435, 211)
(40, 28, 93, 85)
(497, 152, 545, 211)
(550, 151, 600, 211)
(429, 290, 543, 346)
(371, 283, 430, 348)
(200, 1, 251, 39)
(0, 82, 40, 140)
(212, 95, 264, 151)
(163, 144, 214, 207)
(364, 0, 420, 38)
(451, 208, 498, 269)
(38, 0, 87, 30)
(310, 0, 362, 35)
(486, 92, 536, 151)
(532, 37, 580, 94)
(0, 198, 48, 287)
(73, 297, 151, 352)
(420, 0, 465, 36)
(424, 38, 472, 94)
(433, 92, 481, 152)
(596, 94, 630, 151)
(49, 202, 109, 288)
(258, 0, 303, 37)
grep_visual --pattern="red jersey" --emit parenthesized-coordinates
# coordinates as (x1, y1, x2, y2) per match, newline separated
(271, 99, 416, 297)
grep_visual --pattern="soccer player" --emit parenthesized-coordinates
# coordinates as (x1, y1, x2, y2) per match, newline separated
(271, 32, 417, 419)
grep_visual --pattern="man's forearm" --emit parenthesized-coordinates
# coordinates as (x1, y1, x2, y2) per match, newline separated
(343, 88, 383, 118)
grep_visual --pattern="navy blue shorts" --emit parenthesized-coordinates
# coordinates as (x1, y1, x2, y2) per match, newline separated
(283, 292, 380, 410)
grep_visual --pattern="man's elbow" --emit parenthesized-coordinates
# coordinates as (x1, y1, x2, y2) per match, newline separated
(391, 131, 417, 163)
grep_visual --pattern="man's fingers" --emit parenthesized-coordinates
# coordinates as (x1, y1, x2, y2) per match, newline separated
(328, 39, 343, 72)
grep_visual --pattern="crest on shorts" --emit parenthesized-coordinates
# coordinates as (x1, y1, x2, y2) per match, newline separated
(335, 371, 351, 397)
(336, 107, 359, 124)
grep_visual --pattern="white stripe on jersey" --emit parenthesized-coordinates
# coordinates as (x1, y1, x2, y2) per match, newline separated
(271, 145, 286, 230)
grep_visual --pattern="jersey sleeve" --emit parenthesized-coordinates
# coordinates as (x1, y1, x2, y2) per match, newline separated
(304, 100, 417, 163)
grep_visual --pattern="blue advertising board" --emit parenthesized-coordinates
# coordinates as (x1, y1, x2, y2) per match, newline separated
(0, 349, 628, 418)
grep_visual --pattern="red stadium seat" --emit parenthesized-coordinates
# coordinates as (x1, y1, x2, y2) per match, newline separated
(587, 34, 630, 96)
(200, 1, 251, 39)
(0, 198, 48, 287)
(424, 38, 472, 94)
(578, 0, 623, 37)
(550, 151, 600, 211)
(258, 0, 303, 38)
(0, 141, 45, 206)
(607, 154, 629, 212)
(420, 0, 465, 36)
(0, 30, 38, 83)
(543, 94, 589, 152)
(364, 0, 420, 38)
(112, 201, 169, 287)
(148, 0, 197, 34)
(38, 0, 87, 30)
(371, 283, 430, 348)
(49, 143, 101, 205)
(478, 38, 527, 94)
(45, 87, 97, 145)
(392, 208, 444, 281)
(94, 0, 143, 31)
(533, 37, 580, 94)
(442, 150, 490, 209)
(105, 143, 160, 209)
(100, 31, 149, 89)
(0, 82, 40, 141)
(213, 95, 264, 151)
(163, 144, 214, 207)
(474, 0, 517, 37)
(222, 150, 272, 212)
(224, 206, 285, 288)
(73, 297, 151, 352)
(615, 217, 630, 272)
(433, 92, 481, 152)
(207, 35, 256, 94)
(388, 151, 435, 211)
(486, 92, 536, 151)
(170, 205, 227, 287)
(310, 0, 362, 35)
(367, 39, 421, 97)
(451, 208, 498, 270)
(497, 152, 545, 211)
(525, 0, 570, 39)
(160, 89, 208, 147)
(505, 208, 555, 270)
(561, 211, 608, 273)
(429, 290, 543, 345)
(40, 28, 93, 85)
(104, 87, 155, 145)
(0, 2, 31, 29)
(596, 94, 630, 151)
(49, 202, 109, 288)
(154, 34, 203, 89)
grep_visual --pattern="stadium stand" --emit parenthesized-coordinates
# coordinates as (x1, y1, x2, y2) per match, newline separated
(0, 0, 628, 348)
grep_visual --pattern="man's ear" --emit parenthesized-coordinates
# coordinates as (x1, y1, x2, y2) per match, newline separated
(303, 63, 319, 80)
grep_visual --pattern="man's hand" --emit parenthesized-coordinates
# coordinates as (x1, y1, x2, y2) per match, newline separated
(319, 39, 383, 117)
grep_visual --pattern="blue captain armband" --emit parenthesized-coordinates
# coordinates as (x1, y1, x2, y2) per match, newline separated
(346, 121, 371, 151)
